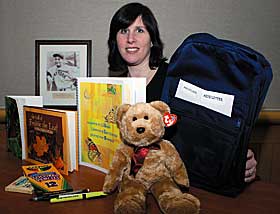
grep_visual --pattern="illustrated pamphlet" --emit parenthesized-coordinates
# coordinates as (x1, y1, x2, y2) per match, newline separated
(77, 77, 146, 173)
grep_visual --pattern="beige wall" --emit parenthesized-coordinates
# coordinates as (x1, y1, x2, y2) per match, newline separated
(1, 0, 279, 108)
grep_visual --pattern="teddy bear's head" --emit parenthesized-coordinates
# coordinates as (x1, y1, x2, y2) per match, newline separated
(116, 101, 170, 147)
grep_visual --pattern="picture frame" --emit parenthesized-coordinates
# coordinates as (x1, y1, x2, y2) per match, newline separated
(35, 40, 92, 107)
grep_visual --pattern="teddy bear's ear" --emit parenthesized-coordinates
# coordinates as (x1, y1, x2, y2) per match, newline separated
(115, 104, 131, 127)
(150, 101, 170, 116)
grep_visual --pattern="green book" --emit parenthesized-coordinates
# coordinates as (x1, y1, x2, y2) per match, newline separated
(5, 96, 43, 159)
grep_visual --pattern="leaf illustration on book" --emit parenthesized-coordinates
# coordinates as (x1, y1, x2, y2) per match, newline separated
(33, 135, 49, 157)
(86, 137, 102, 163)
(49, 132, 66, 172)
(53, 156, 65, 171)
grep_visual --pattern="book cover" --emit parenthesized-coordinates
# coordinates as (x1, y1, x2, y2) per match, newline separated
(5, 176, 34, 194)
(77, 77, 146, 173)
(5, 96, 43, 159)
(22, 163, 72, 192)
(23, 106, 77, 175)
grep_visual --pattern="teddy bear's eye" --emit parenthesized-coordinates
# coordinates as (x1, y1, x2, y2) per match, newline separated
(132, 117, 137, 121)
(144, 116, 149, 120)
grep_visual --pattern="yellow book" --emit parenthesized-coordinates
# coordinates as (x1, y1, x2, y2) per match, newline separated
(77, 77, 146, 173)
(23, 106, 78, 175)
(22, 163, 72, 192)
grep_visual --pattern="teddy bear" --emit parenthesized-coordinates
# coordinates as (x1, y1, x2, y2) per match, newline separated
(103, 101, 200, 214)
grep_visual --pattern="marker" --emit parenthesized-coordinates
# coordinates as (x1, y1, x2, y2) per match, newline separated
(31, 188, 90, 201)
(50, 191, 107, 203)
(35, 189, 73, 197)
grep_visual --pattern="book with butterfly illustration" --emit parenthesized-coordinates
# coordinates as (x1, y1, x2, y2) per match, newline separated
(23, 106, 78, 175)
(22, 163, 72, 192)
(77, 77, 146, 173)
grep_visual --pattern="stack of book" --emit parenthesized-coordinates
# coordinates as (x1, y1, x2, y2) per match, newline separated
(5, 77, 146, 176)
(6, 96, 78, 175)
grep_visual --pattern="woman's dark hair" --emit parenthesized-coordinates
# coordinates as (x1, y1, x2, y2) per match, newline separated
(108, 2, 166, 73)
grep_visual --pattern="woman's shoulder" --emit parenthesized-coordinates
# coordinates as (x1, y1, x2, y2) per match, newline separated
(158, 61, 169, 74)
(156, 61, 169, 77)
(160, 60, 169, 68)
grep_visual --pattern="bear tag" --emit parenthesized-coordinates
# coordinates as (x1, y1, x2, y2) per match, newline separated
(163, 112, 177, 127)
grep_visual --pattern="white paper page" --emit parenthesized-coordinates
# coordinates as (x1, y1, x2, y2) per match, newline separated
(66, 111, 77, 171)
(175, 79, 234, 117)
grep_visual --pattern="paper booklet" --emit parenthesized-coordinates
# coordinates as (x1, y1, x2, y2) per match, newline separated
(77, 77, 146, 173)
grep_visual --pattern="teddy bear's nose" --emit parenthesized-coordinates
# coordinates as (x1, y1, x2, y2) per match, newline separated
(136, 127, 145, 134)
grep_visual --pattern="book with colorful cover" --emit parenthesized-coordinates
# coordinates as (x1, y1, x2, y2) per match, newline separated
(77, 77, 146, 173)
(5, 96, 43, 159)
(23, 106, 78, 175)
(5, 176, 34, 194)
(22, 163, 72, 192)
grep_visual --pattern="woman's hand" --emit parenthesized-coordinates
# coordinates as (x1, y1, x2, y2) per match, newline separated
(244, 149, 257, 183)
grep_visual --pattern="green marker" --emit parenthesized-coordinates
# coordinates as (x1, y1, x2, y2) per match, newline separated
(50, 191, 107, 203)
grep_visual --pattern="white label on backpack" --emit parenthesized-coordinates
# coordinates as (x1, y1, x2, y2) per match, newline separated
(175, 79, 234, 117)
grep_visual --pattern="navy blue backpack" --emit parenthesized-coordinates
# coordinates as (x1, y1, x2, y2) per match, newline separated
(161, 33, 273, 196)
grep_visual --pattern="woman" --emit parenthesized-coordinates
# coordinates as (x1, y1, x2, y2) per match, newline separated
(108, 2, 257, 183)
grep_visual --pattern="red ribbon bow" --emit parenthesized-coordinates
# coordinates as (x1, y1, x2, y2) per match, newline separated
(130, 144, 160, 176)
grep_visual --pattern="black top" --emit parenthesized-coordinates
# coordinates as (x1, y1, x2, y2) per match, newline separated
(147, 62, 174, 139)
(114, 61, 169, 102)
(146, 61, 169, 102)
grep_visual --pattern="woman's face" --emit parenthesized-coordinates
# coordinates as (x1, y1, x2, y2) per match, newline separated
(116, 16, 151, 67)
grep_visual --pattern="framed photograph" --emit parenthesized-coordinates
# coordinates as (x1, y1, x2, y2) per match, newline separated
(35, 40, 92, 107)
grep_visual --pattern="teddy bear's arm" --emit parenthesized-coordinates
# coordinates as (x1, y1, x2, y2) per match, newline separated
(103, 146, 131, 193)
(164, 141, 190, 189)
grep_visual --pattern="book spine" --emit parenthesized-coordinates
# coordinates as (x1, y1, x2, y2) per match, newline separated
(76, 79, 81, 165)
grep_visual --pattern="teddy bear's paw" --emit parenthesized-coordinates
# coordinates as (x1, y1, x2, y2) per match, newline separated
(102, 183, 114, 193)
(114, 201, 146, 214)
(159, 193, 200, 214)
(102, 187, 111, 194)
(114, 195, 146, 214)
(162, 200, 199, 214)
(182, 193, 200, 210)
